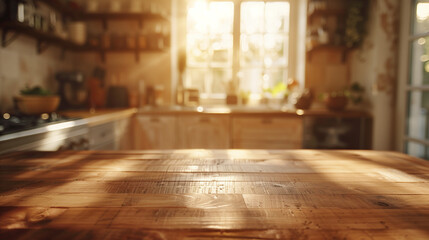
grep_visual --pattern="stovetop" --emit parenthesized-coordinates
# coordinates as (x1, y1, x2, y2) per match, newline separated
(0, 112, 77, 136)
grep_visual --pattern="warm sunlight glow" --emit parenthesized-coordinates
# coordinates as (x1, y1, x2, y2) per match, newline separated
(188, 1, 209, 34)
(187, 0, 233, 35)
(417, 3, 429, 21)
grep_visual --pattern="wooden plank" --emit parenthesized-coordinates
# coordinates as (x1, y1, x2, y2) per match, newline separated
(0, 150, 428, 239)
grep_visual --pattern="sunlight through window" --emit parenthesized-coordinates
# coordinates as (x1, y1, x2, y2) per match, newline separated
(417, 3, 429, 21)
(186, 1, 292, 102)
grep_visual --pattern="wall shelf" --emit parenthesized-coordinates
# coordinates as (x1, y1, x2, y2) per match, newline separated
(37, 0, 83, 19)
(1, 1, 170, 62)
(0, 21, 83, 53)
(307, 9, 346, 23)
(306, 44, 348, 62)
(79, 47, 167, 62)
(81, 12, 169, 30)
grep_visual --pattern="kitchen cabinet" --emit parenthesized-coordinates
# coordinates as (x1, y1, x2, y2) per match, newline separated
(177, 115, 230, 149)
(134, 115, 176, 149)
(302, 116, 372, 149)
(135, 107, 371, 150)
(115, 117, 133, 150)
(88, 117, 133, 150)
(232, 116, 303, 149)
(88, 121, 116, 150)
(60, 109, 137, 151)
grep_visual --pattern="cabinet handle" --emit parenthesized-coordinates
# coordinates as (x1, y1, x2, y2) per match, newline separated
(261, 118, 272, 124)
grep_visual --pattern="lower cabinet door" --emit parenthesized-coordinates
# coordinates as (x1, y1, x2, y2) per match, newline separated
(115, 117, 133, 150)
(135, 115, 177, 149)
(89, 122, 117, 150)
(177, 115, 230, 149)
(232, 116, 303, 149)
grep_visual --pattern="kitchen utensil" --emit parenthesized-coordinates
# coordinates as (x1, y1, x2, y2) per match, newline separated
(129, 0, 142, 12)
(184, 89, 199, 106)
(56, 71, 87, 109)
(68, 22, 86, 45)
(294, 88, 313, 110)
(14, 95, 60, 115)
(109, 0, 121, 12)
(88, 77, 105, 108)
(154, 85, 164, 106)
(86, 0, 98, 12)
(0, 0, 22, 21)
(106, 86, 129, 108)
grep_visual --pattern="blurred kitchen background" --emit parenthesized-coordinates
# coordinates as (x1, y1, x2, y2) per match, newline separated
(0, 0, 427, 159)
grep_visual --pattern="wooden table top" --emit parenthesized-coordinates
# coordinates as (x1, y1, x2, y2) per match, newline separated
(0, 150, 428, 239)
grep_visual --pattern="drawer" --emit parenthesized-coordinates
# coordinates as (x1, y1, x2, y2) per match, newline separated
(177, 115, 230, 149)
(232, 116, 303, 141)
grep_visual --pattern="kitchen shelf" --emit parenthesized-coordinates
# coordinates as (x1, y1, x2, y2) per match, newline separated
(37, 0, 83, 19)
(79, 46, 167, 62)
(0, 21, 84, 53)
(306, 44, 348, 62)
(2, 1, 169, 62)
(81, 12, 169, 30)
(36, 0, 170, 24)
(307, 9, 346, 23)
(307, 44, 347, 52)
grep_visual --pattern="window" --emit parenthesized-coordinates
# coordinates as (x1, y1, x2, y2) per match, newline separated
(399, 0, 429, 160)
(185, 0, 294, 102)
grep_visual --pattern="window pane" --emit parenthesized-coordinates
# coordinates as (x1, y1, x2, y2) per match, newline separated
(241, 2, 264, 34)
(406, 141, 429, 160)
(186, 68, 208, 92)
(187, 1, 209, 34)
(265, 2, 290, 33)
(187, 1, 234, 34)
(410, 36, 429, 86)
(209, 2, 234, 34)
(186, 1, 234, 96)
(187, 34, 209, 66)
(406, 90, 429, 141)
(240, 34, 263, 67)
(414, 1, 429, 34)
(262, 69, 287, 97)
(240, 69, 263, 94)
(264, 34, 288, 67)
(211, 69, 231, 94)
(210, 34, 233, 67)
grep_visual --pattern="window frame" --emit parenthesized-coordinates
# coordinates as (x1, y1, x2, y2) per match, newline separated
(397, 0, 429, 158)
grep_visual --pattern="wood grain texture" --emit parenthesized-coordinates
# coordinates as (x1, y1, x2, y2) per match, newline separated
(0, 150, 429, 239)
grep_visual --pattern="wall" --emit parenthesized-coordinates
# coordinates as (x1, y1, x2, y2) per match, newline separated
(0, 34, 77, 113)
(305, 0, 400, 150)
(349, 0, 400, 150)
(77, 0, 172, 107)
(0, 0, 172, 113)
